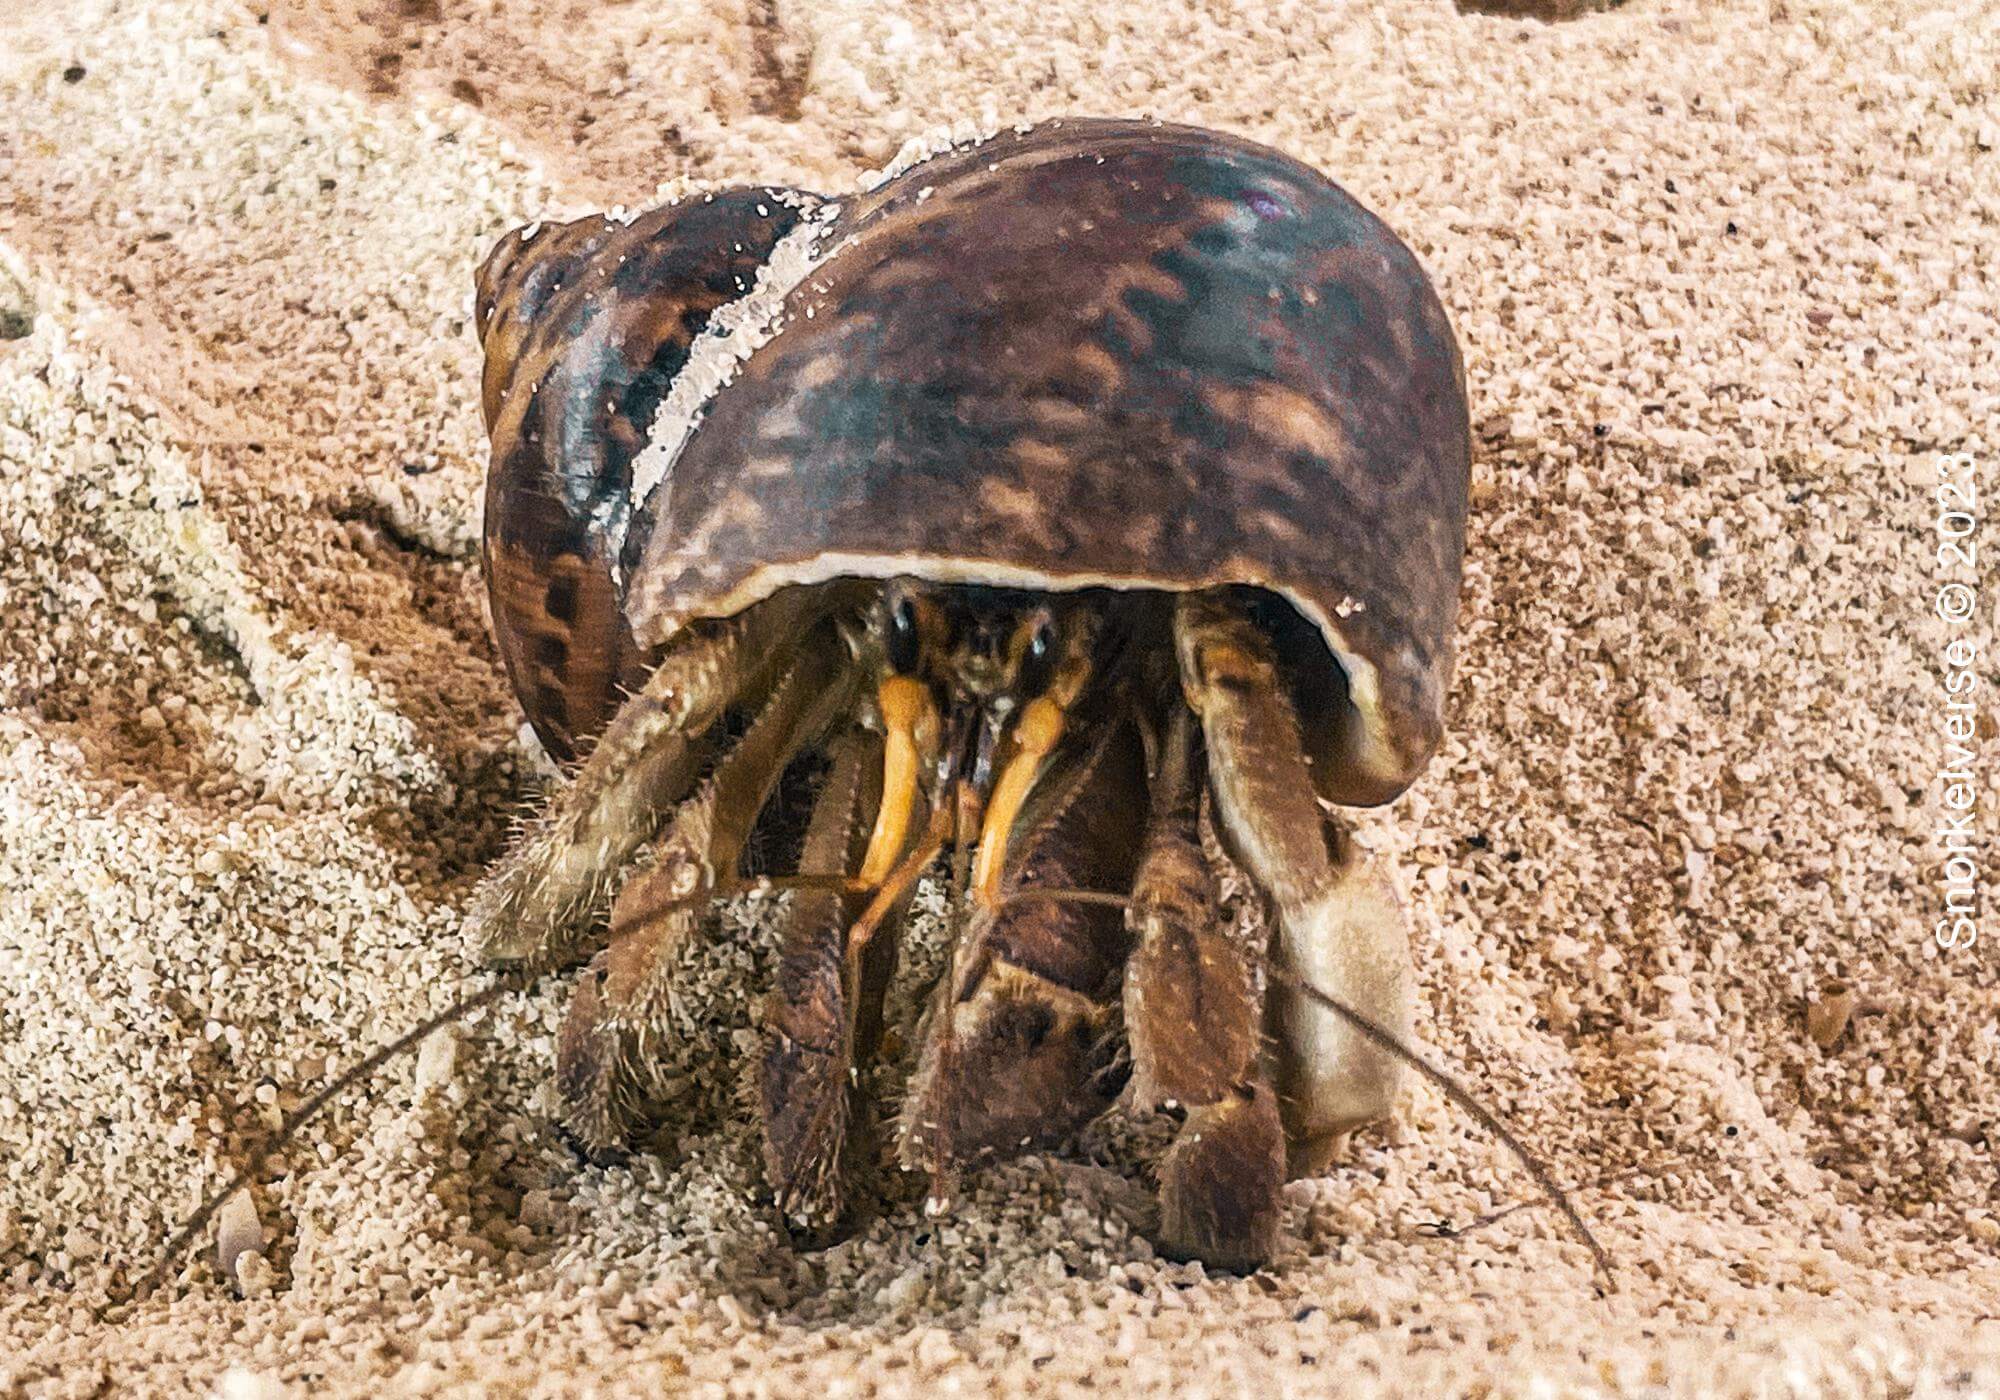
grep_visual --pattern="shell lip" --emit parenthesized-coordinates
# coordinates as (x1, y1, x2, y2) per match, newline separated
(636, 549, 1432, 802)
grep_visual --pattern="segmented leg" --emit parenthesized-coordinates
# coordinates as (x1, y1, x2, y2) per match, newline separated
(758, 726, 903, 1228)
(471, 588, 818, 970)
(1174, 591, 1413, 1178)
(1125, 702, 1284, 1268)
(898, 715, 1146, 1199)
(556, 624, 855, 1150)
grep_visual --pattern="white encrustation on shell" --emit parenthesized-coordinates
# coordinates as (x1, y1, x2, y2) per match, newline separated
(618, 197, 845, 578)
(856, 116, 1006, 193)
(620, 117, 1017, 578)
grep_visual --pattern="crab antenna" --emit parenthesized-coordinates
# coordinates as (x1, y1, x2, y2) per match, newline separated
(993, 886, 1132, 913)
(110, 973, 528, 1315)
(1267, 963, 1617, 1290)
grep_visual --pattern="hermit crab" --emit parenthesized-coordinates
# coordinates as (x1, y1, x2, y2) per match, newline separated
(467, 117, 1470, 1270)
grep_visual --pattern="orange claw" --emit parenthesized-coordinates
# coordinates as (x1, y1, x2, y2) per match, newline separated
(971, 695, 1066, 906)
(858, 675, 934, 888)
(848, 798, 952, 966)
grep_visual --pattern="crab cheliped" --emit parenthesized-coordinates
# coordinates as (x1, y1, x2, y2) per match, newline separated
(469, 117, 1470, 1269)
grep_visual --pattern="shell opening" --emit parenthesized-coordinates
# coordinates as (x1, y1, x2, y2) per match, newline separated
(651, 558, 1406, 807)
(1235, 586, 1407, 808)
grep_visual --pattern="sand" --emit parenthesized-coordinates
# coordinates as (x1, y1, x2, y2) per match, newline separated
(1, 0, 1996, 1393)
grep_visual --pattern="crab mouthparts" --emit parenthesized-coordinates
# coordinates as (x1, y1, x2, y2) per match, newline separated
(935, 701, 1007, 799)
(925, 695, 1041, 908)
(859, 667, 1072, 921)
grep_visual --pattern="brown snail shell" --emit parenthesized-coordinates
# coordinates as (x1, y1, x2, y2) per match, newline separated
(476, 117, 1470, 803)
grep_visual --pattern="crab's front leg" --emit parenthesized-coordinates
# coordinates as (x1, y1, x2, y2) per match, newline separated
(759, 725, 917, 1230)
(470, 588, 818, 970)
(556, 621, 857, 1150)
(1125, 702, 1285, 1268)
(760, 661, 958, 1227)
(1174, 591, 1414, 1177)
(468, 592, 820, 972)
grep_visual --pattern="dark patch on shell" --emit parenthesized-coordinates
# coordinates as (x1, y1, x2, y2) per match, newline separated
(475, 188, 814, 760)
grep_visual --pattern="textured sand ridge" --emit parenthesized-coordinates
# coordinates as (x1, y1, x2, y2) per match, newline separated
(2, 0, 1997, 1393)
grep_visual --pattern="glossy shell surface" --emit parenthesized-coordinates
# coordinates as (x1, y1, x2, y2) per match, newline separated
(475, 187, 814, 760)
(477, 117, 1470, 799)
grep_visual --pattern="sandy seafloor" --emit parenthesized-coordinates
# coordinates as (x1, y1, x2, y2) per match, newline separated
(1, 0, 1997, 1393)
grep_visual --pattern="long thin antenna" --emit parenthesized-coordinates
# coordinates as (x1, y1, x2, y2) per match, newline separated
(1418, 1168, 1644, 1243)
(109, 974, 526, 1314)
(1269, 963, 1617, 1290)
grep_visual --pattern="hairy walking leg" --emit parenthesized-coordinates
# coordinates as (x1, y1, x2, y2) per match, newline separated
(555, 622, 855, 1149)
(471, 588, 820, 970)
(1175, 591, 1413, 1177)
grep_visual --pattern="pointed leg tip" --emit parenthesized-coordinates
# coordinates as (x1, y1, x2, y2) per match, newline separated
(467, 871, 532, 961)
(1276, 1069, 1403, 1180)
(777, 1209, 849, 1251)
(1155, 1230, 1277, 1276)
(758, 1050, 853, 1233)
(552, 959, 650, 1153)
(1157, 1085, 1286, 1272)
(770, 1171, 850, 1243)
(549, 1117, 630, 1168)
(479, 924, 544, 967)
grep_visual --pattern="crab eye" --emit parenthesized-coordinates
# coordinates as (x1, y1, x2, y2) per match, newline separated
(888, 597, 921, 673)
(1028, 620, 1054, 664)
(1016, 614, 1058, 695)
